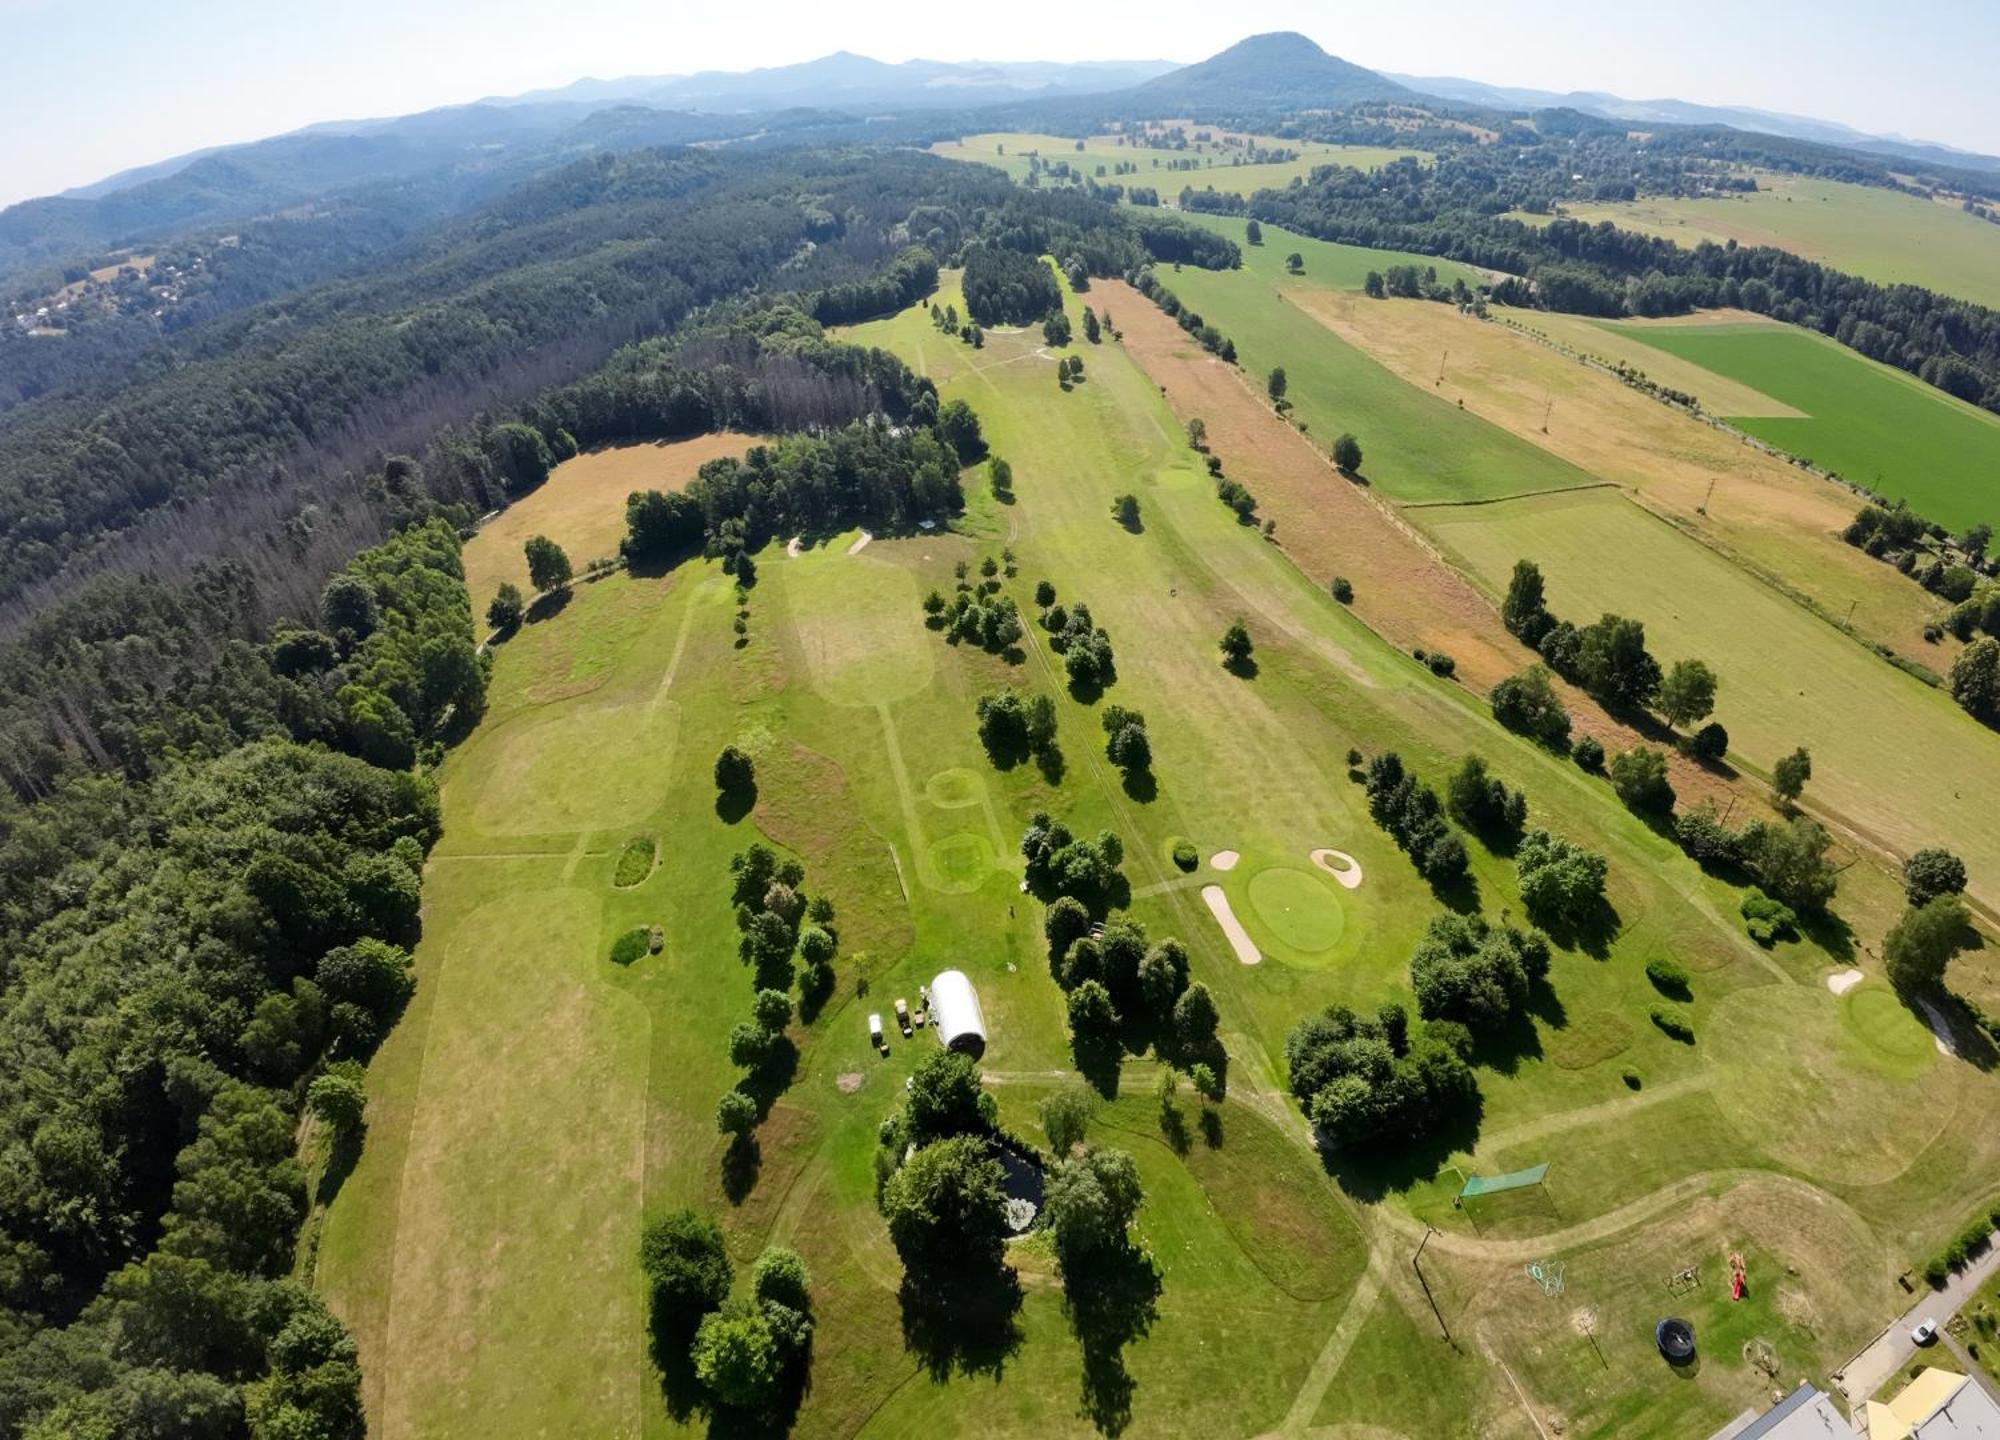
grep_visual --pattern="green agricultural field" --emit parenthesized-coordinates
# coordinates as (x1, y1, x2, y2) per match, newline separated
(1610, 318, 2000, 532)
(1163, 217, 1599, 504)
(1418, 485, 2000, 913)
(320, 265, 2000, 1440)
(933, 131, 1425, 199)
(1552, 173, 2000, 310)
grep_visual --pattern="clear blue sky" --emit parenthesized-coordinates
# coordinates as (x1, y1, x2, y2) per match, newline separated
(3, 0, 1996, 207)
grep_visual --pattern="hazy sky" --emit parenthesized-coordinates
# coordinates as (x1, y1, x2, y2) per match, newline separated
(3, 0, 1996, 207)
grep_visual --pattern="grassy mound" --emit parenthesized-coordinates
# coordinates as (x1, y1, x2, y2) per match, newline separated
(612, 835, 655, 888)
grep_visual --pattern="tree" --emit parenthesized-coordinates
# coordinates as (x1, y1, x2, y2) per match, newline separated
(1608, 746, 1675, 816)
(1445, 755, 1526, 835)
(641, 1209, 733, 1334)
(1040, 1084, 1097, 1155)
(1112, 493, 1141, 529)
(1044, 896, 1092, 960)
(1500, 559, 1551, 644)
(1067, 979, 1120, 1048)
(1363, 270, 1386, 298)
(1267, 367, 1288, 403)
(1219, 620, 1253, 669)
(751, 988, 792, 1033)
(1772, 746, 1812, 805)
(1331, 433, 1362, 473)
(1904, 848, 1968, 908)
(904, 1048, 992, 1144)
(1044, 1147, 1143, 1268)
(1286, 252, 1304, 274)
(305, 1072, 366, 1136)
(1173, 981, 1219, 1049)
(1490, 665, 1571, 748)
(1245, 219, 1264, 245)
(1082, 308, 1102, 343)
(1885, 896, 1969, 993)
(937, 399, 986, 462)
(1688, 721, 1730, 762)
(692, 1299, 780, 1410)
(1186, 417, 1207, 451)
(1514, 829, 1608, 925)
(717, 1090, 757, 1136)
(880, 1134, 1007, 1273)
(1949, 637, 2000, 722)
(524, 535, 572, 593)
(1657, 659, 1718, 729)
(1576, 614, 1661, 710)
(989, 456, 1014, 499)
(1043, 312, 1073, 347)
(486, 582, 525, 632)
(1737, 816, 1838, 913)
(751, 1247, 812, 1312)
(714, 745, 755, 795)
(1410, 912, 1550, 1033)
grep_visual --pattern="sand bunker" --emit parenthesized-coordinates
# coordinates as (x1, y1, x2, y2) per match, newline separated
(847, 530, 873, 555)
(785, 535, 803, 558)
(1210, 850, 1241, 871)
(1309, 848, 1364, 890)
(1826, 968, 1864, 996)
(1201, 885, 1260, 965)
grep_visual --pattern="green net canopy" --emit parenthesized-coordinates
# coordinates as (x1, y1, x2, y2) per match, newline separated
(1459, 1163, 1548, 1199)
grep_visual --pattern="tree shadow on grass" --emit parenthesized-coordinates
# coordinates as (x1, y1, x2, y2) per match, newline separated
(1429, 869, 1482, 917)
(1062, 1243, 1162, 1437)
(1222, 655, 1259, 680)
(899, 1265, 1024, 1382)
(738, 1040, 799, 1119)
(716, 785, 756, 825)
(1072, 1037, 1123, 1100)
(1119, 766, 1156, 804)
(313, 1122, 365, 1208)
(1322, 1094, 1484, 1204)
(1036, 743, 1067, 787)
(1538, 898, 1621, 960)
(721, 1132, 761, 1205)
(649, 1301, 708, 1424)
(1199, 1107, 1223, 1149)
(524, 588, 573, 624)
(1798, 904, 1855, 963)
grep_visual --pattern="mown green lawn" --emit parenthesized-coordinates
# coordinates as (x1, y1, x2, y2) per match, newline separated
(933, 131, 1425, 198)
(1614, 320, 2000, 532)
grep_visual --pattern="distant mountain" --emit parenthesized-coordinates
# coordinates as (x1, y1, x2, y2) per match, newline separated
(502, 52, 1180, 114)
(1386, 73, 2000, 174)
(1132, 32, 1415, 112)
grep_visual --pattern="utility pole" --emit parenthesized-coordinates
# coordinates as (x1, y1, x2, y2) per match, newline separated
(1541, 392, 1553, 433)
(1700, 476, 1716, 515)
(1414, 1226, 1457, 1349)
(1437, 349, 1448, 386)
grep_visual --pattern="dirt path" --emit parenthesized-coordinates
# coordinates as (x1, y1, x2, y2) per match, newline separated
(1837, 1229, 2000, 1404)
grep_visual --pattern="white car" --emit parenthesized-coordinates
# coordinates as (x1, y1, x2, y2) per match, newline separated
(1911, 1318, 1939, 1346)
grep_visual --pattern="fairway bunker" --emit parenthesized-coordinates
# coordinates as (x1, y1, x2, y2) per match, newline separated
(1826, 967, 1863, 996)
(1201, 885, 1261, 965)
(1210, 849, 1241, 871)
(1308, 848, 1364, 889)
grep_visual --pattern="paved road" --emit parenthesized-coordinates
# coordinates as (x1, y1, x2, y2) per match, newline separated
(1837, 1232, 2000, 1407)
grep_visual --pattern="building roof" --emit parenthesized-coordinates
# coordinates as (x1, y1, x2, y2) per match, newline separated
(1868, 1369, 2000, 1440)
(929, 969, 987, 1053)
(1710, 1383, 1855, 1440)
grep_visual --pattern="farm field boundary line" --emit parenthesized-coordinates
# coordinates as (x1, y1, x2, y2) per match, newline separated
(1398, 481, 1621, 510)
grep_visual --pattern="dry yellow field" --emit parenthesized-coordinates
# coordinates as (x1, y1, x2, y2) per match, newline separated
(1498, 308, 1805, 418)
(1291, 291, 1949, 667)
(462, 431, 758, 615)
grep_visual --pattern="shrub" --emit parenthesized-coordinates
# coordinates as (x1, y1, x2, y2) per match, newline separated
(715, 745, 756, 794)
(610, 927, 651, 965)
(1515, 829, 1608, 925)
(1329, 576, 1354, 603)
(1649, 1007, 1695, 1043)
(1675, 805, 1741, 868)
(1572, 735, 1604, 771)
(1687, 722, 1730, 762)
(1608, 747, 1675, 816)
(1446, 755, 1526, 836)
(1621, 1068, 1642, 1090)
(1740, 891, 1797, 946)
(1171, 840, 1199, 872)
(1644, 957, 1692, 999)
(1491, 665, 1571, 748)
(1425, 651, 1457, 679)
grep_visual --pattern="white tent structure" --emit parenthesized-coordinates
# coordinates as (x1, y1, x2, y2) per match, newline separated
(930, 969, 987, 1058)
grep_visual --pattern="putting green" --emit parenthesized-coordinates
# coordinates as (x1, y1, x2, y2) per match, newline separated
(1841, 985, 1938, 1078)
(923, 767, 985, 809)
(1245, 866, 1345, 954)
(927, 832, 995, 893)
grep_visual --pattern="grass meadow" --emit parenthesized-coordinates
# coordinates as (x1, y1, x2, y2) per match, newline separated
(932, 130, 1424, 199)
(1549, 173, 2000, 310)
(1611, 319, 2000, 532)
(317, 262, 2000, 1440)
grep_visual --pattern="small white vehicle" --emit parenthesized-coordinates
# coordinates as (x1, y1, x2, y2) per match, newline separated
(868, 1013, 886, 1053)
(1911, 1318, 1939, 1346)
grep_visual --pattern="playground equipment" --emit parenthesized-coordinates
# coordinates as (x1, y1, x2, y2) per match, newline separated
(1666, 1264, 1701, 1296)
(1525, 1260, 1565, 1297)
(1656, 1317, 1697, 1364)
(1729, 1251, 1748, 1302)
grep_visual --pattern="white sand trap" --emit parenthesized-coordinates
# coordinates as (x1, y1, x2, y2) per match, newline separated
(1309, 848, 1364, 890)
(847, 530, 873, 555)
(1826, 968, 1864, 996)
(785, 535, 803, 558)
(1917, 997, 1959, 1057)
(1210, 850, 1241, 871)
(1201, 885, 1260, 965)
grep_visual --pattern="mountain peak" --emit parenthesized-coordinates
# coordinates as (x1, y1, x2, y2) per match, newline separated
(1135, 31, 1412, 110)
